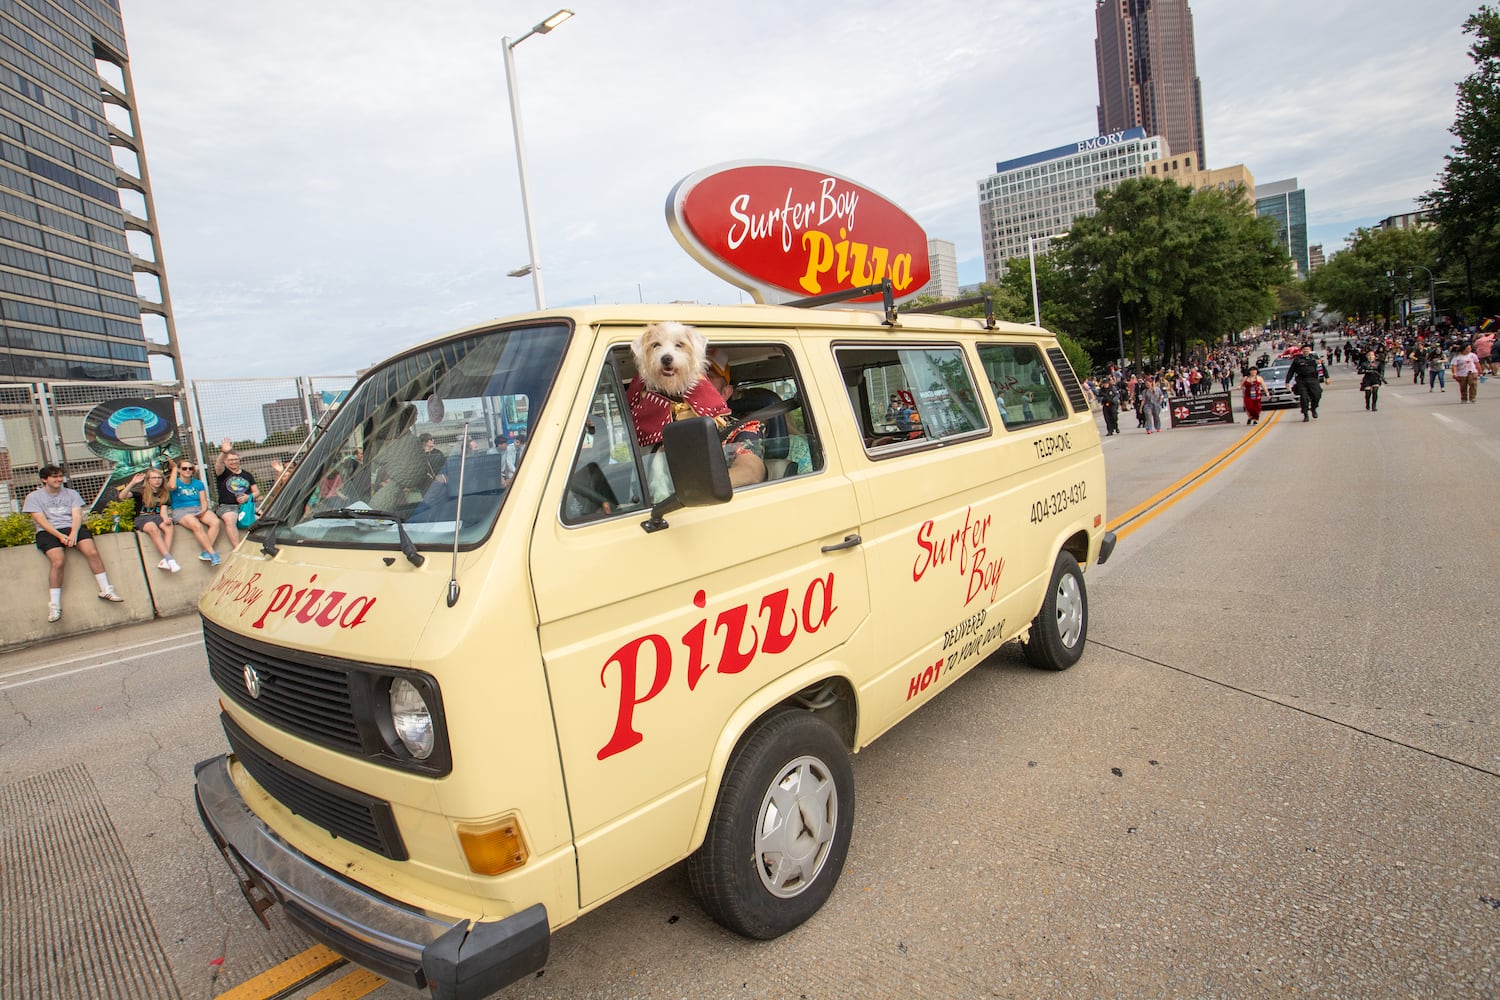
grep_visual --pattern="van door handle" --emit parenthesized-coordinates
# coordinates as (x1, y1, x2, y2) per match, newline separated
(821, 533, 862, 553)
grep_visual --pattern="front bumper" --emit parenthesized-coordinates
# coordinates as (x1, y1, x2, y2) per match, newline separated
(194, 755, 549, 999)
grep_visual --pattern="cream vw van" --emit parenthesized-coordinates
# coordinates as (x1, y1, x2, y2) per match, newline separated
(194, 296, 1115, 998)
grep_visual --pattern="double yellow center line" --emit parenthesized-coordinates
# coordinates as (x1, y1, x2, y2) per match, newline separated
(1107, 409, 1281, 541)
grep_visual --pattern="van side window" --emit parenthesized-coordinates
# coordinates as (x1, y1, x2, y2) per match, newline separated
(834, 345, 988, 452)
(975, 343, 1068, 430)
(562, 343, 822, 523)
(562, 368, 648, 524)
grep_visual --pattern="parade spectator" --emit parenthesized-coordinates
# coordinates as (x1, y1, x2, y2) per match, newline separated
(1429, 344, 1448, 391)
(24, 464, 124, 622)
(213, 438, 261, 550)
(420, 433, 446, 481)
(168, 457, 221, 565)
(1475, 329, 1495, 375)
(115, 467, 179, 571)
(1452, 342, 1482, 402)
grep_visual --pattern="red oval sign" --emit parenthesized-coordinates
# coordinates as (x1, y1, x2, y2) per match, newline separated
(667, 161, 930, 304)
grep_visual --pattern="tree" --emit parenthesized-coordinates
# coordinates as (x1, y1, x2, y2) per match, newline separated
(1422, 4, 1500, 314)
(1059, 178, 1288, 365)
(1304, 225, 1440, 324)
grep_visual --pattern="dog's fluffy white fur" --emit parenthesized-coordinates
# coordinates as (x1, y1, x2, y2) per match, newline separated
(632, 321, 708, 397)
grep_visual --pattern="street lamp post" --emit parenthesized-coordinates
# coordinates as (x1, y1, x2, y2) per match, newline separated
(503, 9, 574, 310)
(1027, 231, 1066, 327)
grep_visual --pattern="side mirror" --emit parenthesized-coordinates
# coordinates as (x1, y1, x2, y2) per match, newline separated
(641, 417, 731, 532)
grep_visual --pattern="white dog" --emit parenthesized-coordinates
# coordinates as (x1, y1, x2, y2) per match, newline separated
(631, 321, 708, 398)
(627, 322, 735, 500)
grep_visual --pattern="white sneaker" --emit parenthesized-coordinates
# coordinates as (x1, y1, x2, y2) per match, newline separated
(157, 557, 172, 570)
(168, 559, 182, 573)
(98, 589, 124, 603)
(47, 604, 61, 623)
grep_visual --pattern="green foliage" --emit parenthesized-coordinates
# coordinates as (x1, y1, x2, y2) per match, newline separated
(1422, 4, 1500, 313)
(1056, 331, 1093, 387)
(1304, 226, 1444, 321)
(84, 499, 135, 535)
(1058, 178, 1288, 364)
(0, 512, 34, 548)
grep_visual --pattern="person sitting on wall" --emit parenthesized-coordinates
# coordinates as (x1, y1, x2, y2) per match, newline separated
(25, 464, 125, 623)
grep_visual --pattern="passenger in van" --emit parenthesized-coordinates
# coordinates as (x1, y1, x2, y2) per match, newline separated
(370, 404, 433, 509)
(705, 349, 767, 488)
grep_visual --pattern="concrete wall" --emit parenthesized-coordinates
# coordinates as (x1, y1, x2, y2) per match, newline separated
(1, 524, 233, 650)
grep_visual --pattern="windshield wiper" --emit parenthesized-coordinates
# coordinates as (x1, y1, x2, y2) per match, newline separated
(253, 517, 283, 557)
(314, 507, 426, 567)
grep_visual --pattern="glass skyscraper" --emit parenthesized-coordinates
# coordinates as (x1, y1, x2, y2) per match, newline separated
(1255, 178, 1309, 279)
(0, 0, 180, 382)
(1095, 0, 1206, 169)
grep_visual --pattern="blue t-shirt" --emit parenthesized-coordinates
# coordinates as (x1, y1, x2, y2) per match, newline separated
(170, 477, 208, 511)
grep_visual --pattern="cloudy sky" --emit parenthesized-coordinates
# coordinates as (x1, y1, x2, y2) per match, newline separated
(118, 0, 1478, 379)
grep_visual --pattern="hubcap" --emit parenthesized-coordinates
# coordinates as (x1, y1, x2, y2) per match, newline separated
(755, 755, 838, 898)
(1055, 574, 1084, 648)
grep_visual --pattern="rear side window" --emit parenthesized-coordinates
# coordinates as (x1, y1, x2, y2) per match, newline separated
(976, 343, 1068, 430)
(834, 345, 988, 453)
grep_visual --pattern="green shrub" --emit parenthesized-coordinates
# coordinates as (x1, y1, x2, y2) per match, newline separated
(84, 498, 135, 535)
(0, 512, 34, 548)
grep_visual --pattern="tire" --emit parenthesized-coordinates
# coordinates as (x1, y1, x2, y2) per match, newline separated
(687, 710, 854, 939)
(1024, 550, 1088, 671)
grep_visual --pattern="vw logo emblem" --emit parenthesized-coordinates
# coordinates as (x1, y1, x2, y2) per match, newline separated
(243, 663, 262, 699)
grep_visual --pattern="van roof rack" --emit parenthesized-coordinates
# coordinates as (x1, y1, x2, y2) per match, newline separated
(786, 279, 897, 326)
(904, 295, 998, 330)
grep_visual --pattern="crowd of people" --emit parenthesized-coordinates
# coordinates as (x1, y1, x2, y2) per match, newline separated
(1085, 342, 1261, 436)
(1084, 319, 1495, 434)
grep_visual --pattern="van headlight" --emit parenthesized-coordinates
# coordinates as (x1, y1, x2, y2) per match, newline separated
(389, 677, 435, 760)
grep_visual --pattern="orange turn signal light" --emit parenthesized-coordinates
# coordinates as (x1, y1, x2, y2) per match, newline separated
(457, 816, 529, 876)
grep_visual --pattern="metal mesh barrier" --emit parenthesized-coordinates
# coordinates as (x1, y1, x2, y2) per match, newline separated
(191, 376, 356, 499)
(1, 376, 353, 514)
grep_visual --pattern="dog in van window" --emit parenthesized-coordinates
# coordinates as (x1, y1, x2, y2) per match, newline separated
(627, 322, 729, 447)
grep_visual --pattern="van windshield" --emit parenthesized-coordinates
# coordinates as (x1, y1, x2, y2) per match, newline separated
(256, 322, 570, 550)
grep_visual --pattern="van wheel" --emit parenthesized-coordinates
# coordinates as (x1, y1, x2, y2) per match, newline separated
(687, 710, 854, 939)
(1024, 551, 1087, 671)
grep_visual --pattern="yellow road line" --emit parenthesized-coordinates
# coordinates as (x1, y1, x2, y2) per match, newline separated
(307, 968, 387, 999)
(1108, 409, 1281, 541)
(214, 945, 347, 1000)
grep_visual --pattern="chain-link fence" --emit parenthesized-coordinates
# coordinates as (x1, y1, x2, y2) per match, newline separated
(1, 375, 354, 514)
(1, 380, 192, 512)
(190, 376, 355, 499)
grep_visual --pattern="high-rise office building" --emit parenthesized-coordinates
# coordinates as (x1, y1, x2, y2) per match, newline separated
(1095, 0, 1206, 169)
(925, 238, 958, 301)
(977, 128, 1164, 282)
(1255, 177, 1309, 278)
(0, 0, 183, 382)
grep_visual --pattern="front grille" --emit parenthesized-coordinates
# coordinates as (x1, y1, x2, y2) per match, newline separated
(203, 617, 362, 754)
(1047, 346, 1090, 415)
(223, 712, 407, 861)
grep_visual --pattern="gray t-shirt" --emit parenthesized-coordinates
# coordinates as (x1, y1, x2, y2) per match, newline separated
(23, 485, 84, 533)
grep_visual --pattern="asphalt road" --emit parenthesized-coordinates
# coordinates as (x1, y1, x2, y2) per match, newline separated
(1, 371, 1496, 1000)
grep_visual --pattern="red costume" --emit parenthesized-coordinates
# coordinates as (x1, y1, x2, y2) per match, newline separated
(627, 374, 730, 446)
(1242, 377, 1265, 422)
